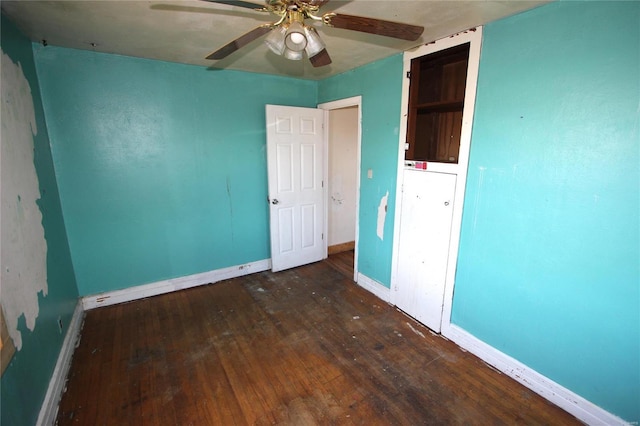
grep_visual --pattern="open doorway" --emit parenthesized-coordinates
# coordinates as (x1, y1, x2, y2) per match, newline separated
(318, 97, 361, 282)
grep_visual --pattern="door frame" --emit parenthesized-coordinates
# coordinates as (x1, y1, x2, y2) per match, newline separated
(318, 96, 362, 282)
(390, 28, 483, 333)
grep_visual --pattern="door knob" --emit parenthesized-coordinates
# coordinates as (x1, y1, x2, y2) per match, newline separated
(272, 199, 280, 205)
(444, 201, 450, 206)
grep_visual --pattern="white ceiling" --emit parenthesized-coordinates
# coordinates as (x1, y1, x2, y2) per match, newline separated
(1, 0, 548, 80)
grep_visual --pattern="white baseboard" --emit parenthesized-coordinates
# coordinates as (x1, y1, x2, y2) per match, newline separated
(442, 323, 628, 426)
(356, 272, 391, 303)
(36, 301, 84, 426)
(82, 259, 272, 310)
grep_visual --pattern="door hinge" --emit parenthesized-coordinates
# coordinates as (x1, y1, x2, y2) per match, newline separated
(406, 71, 411, 79)
(322, 180, 324, 188)
(322, 233, 324, 240)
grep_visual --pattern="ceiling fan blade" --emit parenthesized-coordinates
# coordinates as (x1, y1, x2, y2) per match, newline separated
(206, 26, 272, 59)
(297, 0, 331, 7)
(325, 13, 424, 41)
(199, 0, 266, 10)
(309, 48, 332, 67)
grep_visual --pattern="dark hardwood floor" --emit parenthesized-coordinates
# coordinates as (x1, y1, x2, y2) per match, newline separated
(324, 250, 355, 280)
(56, 254, 579, 425)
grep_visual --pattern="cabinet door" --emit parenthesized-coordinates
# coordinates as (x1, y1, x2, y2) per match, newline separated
(394, 170, 456, 332)
(405, 43, 469, 163)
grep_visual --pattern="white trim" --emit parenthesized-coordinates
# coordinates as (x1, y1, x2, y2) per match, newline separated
(443, 324, 628, 426)
(82, 259, 271, 310)
(37, 302, 84, 426)
(318, 96, 362, 283)
(439, 29, 483, 333)
(321, 107, 330, 261)
(390, 28, 483, 332)
(356, 272, 391, 304)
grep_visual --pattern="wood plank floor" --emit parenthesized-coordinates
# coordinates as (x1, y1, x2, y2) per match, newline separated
(57, 255, 579, 425)
(324, 250, 355, 280)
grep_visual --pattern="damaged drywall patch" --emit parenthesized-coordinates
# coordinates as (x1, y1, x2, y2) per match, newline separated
(376, 191, 389, 240)
(0, 50, 48, 350)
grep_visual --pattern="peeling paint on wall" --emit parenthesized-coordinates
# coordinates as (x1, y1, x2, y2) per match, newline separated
(0, 50, 48, 350)
(376, 191, 389, 240)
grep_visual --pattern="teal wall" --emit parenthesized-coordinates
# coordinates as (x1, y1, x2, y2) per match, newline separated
(33, 46, 317, 296)
(5, 1, 638, 422)
(452, 2, 639, 422)
(318, 55, 404, 287)
(1, 15, 79, 426)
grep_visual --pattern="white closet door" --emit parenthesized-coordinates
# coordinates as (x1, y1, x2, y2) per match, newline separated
(394, 170, 456, 332)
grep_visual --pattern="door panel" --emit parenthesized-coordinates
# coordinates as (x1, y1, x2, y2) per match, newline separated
(394, 170, 456, 332)
(266, 105, 325, 272)
(276, 144, 293, 192)
(300, 144, 316, 190)
(277, 207, 294, 253)
(301, 204, 316, 248)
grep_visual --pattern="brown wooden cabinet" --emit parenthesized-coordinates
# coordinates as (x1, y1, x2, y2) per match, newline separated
(405, 43, 470, 163)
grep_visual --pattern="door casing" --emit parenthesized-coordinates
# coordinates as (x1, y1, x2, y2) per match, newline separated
(318, 96, 362, 282)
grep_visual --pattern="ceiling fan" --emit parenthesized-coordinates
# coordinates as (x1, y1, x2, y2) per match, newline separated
(202, 0, 424, 67)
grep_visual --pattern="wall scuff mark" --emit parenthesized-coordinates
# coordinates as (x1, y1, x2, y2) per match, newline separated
(376, 191, 389, 240)
(0, 50, 48, 350)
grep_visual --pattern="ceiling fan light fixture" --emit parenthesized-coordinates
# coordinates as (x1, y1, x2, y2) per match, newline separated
(284, 20, 307, 52)
(283, 47, 304, 61)
(303, 26, 325, 58)
(264, 25, 287, 55)
(204, 0, 425, 69)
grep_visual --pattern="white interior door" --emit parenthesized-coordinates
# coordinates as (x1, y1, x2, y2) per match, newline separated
(394, 170, 456, 332)
(266, 105, 325, 272)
